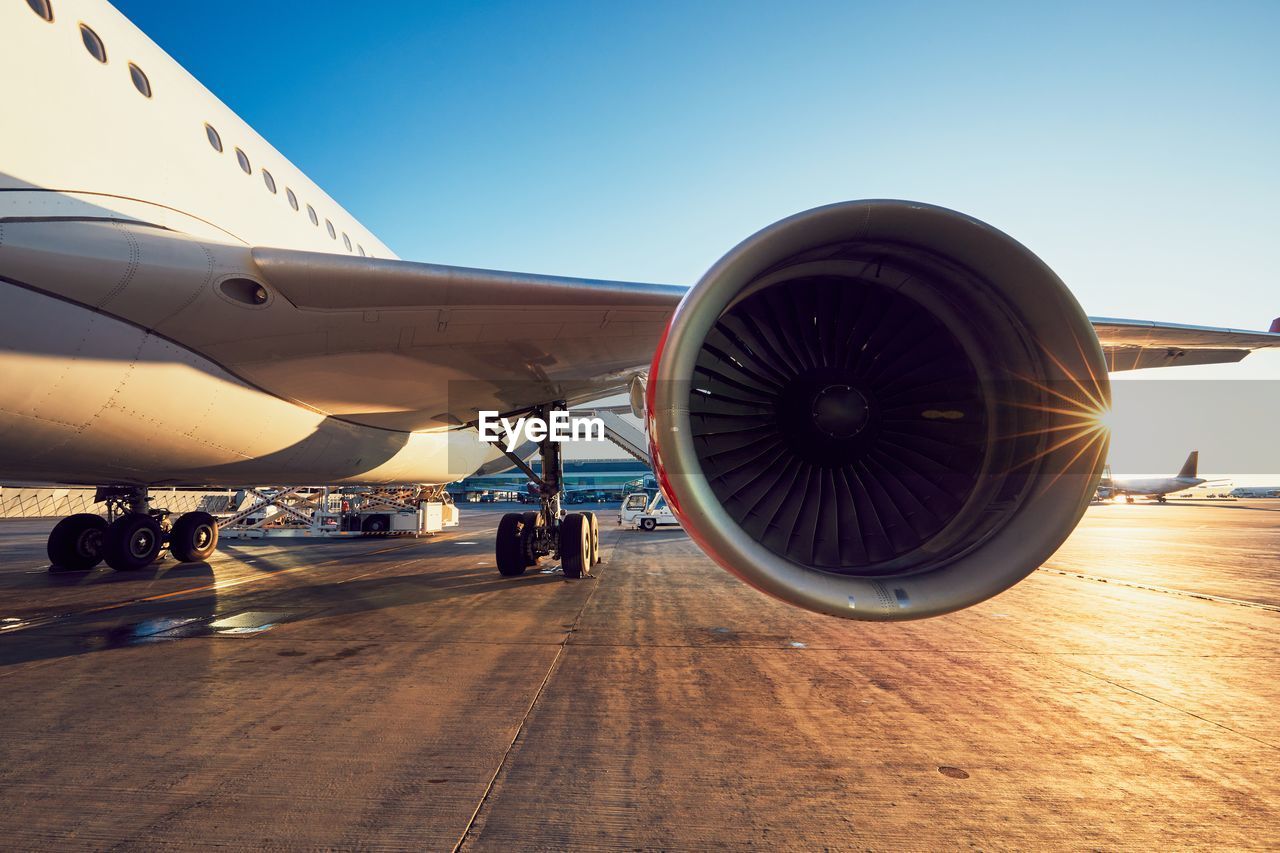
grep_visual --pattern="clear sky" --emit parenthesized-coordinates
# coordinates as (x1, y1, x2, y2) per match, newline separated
(114, 0, 1280, 473)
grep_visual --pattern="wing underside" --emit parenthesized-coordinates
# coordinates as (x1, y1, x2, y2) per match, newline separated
(1090, 316, 1280, 371)
(248, 248, 684, 430)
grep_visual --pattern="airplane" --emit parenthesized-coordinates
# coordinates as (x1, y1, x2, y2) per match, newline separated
(4, 0, 1280, 620)
(1230, 486, 1280, 498)
(1101, 452, 1216, 503)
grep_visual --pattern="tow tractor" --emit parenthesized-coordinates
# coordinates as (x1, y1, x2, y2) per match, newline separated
(619, 490, 681, 531)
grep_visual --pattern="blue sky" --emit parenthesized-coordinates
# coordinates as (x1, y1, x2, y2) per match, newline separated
(115, 0, 1280, 471)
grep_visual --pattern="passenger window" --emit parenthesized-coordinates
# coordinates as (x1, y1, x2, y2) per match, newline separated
(235, 147, 251, 174)
(128, 63, 151, 97)
(326, 219, 336, 239)
(307, 204, 318, 226)
(79, 24, 107, 63)
(262, 169, 277, 194)
(286, 188, 299, 211)
(26, 0, 53, 22)
(342, 233, 352, 251)
(205, 123, 222, 152)
(357, 244, 366, 257)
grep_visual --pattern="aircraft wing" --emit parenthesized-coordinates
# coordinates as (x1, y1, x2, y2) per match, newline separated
(246, 248, 685, 431)
(1090, 317, 1280, 371)
(253, 249, 685, 312)
(246, 249, 1280, 427)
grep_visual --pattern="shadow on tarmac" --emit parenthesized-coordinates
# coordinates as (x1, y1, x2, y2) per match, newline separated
(0, 543, 569, 669)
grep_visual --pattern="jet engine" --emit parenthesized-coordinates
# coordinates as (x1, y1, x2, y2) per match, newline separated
(647, 200, 1109, 620)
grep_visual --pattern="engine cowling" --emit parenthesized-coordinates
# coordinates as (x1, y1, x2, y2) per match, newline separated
(647, 200, 1109, 620)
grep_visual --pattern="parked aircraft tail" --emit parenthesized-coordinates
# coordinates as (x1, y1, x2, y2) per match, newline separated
(1178, 451, 1199, 479)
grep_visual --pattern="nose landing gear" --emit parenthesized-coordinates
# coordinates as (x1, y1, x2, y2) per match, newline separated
(492, 402, 602, 579)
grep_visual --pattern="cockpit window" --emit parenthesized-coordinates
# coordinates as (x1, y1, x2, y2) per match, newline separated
(128, 63, 151, 98)
(235, 147, 251, 175)
(79, 24, 107, 63)
(205, 123, 222, 152)
(286, 188, 299, 211)
(262, 169, 277, 194)
(26, 0, 53, 22)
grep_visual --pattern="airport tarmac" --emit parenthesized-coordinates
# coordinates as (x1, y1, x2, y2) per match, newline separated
(0, 500, 1277, 850)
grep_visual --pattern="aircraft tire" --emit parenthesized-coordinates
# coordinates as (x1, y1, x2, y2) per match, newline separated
(583, 512, 600, 564)
(102, 513, 164, 571)
(47, 513, 107, 572)
(561, 512, 590, 579)
(169, 511, 219, 562)
(519, 511, 543, 566)
(496, 513, 527, 577)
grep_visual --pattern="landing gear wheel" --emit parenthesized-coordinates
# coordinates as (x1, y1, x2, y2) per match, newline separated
(496, 513, 527, 577)
(169, 511, 218, 562)
(47, 513, 107, 572)
(519, 511, 544, 566)
(561, 512, 591, 579)
(583, 512, 601, 564)
(640, 517, 657, 531)
(102, 513, 164, 571)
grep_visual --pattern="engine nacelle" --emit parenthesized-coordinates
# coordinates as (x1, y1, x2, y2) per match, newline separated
(648, 200, 1109, 620)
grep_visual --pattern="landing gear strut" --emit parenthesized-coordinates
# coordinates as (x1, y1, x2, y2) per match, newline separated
(494, 401, 601, 578)
(45, 487, 220, 573)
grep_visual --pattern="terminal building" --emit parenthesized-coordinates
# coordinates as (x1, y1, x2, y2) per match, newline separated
(451, 458, 654, 503)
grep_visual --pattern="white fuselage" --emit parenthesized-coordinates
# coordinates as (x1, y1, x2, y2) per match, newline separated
(1109, 476, 1205, 498)
(0, 0, 490, 487)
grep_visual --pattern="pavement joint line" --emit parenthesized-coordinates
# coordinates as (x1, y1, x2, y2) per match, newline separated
(450, 559, 607, 852)
(501, 640, 1280, 655)
(965, 622, 1280, 753)
(1050, 657, 1280, 753)
(1038, 567, 1280, 612)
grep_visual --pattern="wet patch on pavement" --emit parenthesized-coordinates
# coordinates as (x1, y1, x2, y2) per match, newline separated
(79, 608, 314, 650)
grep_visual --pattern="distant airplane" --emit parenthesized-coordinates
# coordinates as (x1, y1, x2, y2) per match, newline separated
(4, 0, 1280, 620)
(1103, 452, 1217, 503)
(1230, 486, 1280, 498)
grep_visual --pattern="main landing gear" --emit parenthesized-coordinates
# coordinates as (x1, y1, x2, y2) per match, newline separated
(494, 402, 601, 579)
(46, 486, 219, 573)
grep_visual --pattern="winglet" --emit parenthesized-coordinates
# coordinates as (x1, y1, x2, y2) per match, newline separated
(1178, 451, 1199, 479)
(1270, 317, 1280, 334)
